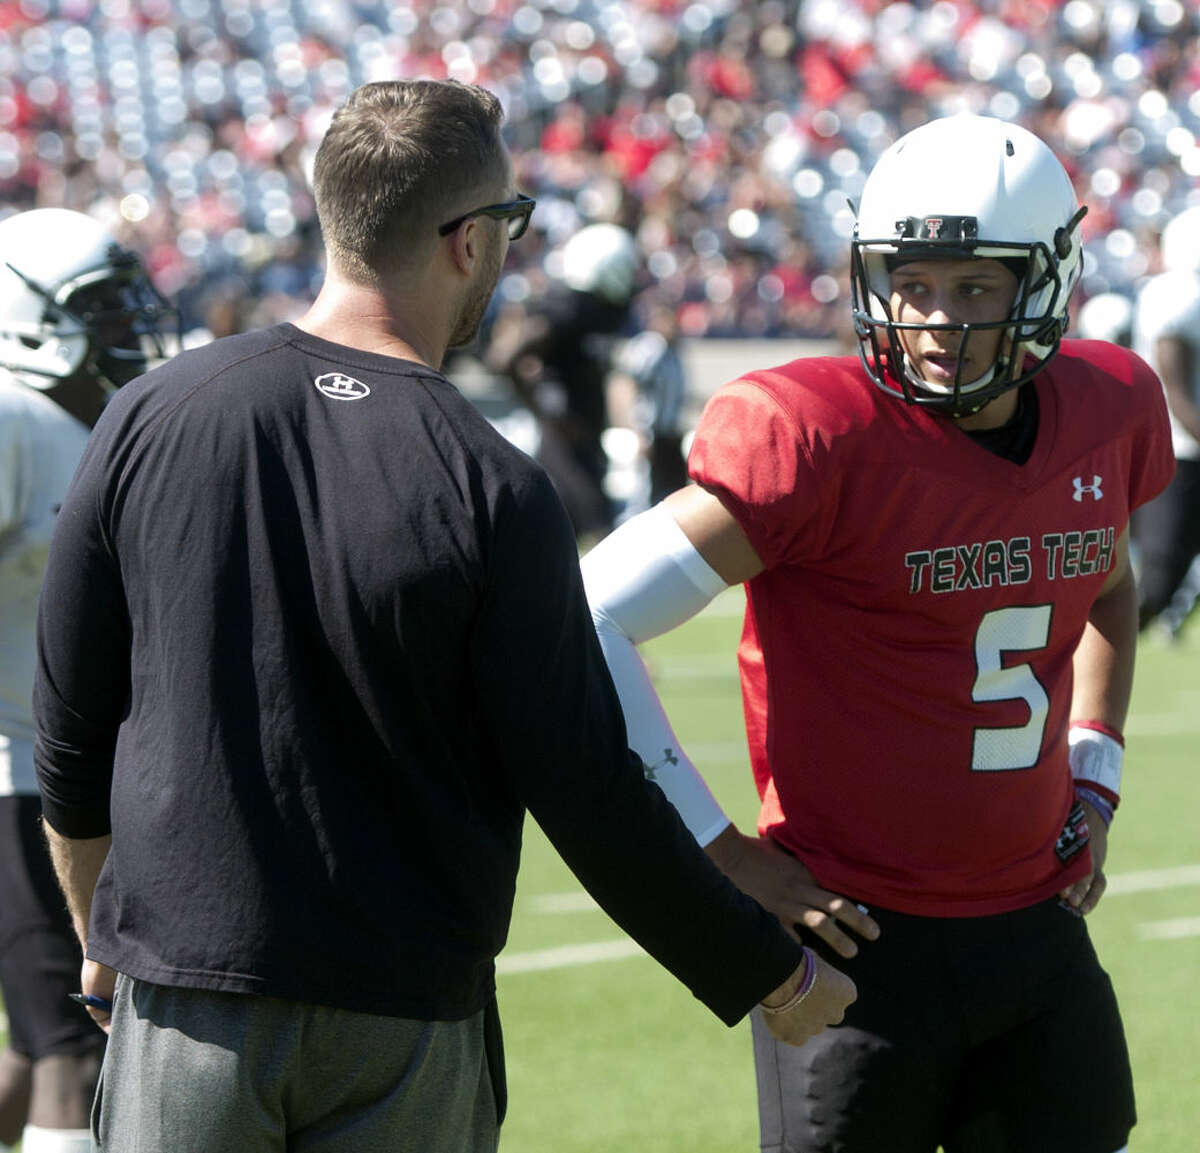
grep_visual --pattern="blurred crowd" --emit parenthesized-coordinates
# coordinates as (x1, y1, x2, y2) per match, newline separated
(1, 0, 1198, 345)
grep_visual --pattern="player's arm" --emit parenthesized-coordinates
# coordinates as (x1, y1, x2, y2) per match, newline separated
(582, 484, 880, 957)
(1061, 527, 1136, 914)
(581, 495, 736, 843)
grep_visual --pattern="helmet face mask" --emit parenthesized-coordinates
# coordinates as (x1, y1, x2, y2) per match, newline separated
(849, 116, 1086, 419)
(0, 208, 179, 394)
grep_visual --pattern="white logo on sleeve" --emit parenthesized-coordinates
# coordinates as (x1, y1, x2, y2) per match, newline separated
(314, 373, 371, 401)
(1072, 475, 1103, 502)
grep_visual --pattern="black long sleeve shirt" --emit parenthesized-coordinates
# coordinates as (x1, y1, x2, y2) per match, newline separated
(35, 323, 802, 1023)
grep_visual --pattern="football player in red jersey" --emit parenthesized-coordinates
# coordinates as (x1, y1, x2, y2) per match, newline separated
(582, 114, 1175, 1153)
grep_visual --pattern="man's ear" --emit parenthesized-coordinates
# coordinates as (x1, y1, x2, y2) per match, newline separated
(447, 219, 478, 275)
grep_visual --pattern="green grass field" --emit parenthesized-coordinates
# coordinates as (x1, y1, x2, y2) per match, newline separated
(495, 590, 1200, 1153)
(3, 593, 1194, 1152)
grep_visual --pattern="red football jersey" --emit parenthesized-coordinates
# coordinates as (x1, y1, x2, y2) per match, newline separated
(689, 341, 1174, 915)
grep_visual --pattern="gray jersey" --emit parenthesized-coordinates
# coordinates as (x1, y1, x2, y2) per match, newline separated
(1133, 269, 1200, 460)
(0, 370, 89, 793)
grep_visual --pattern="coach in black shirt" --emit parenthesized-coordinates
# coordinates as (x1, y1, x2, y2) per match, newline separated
(34, 80, 853, 1153)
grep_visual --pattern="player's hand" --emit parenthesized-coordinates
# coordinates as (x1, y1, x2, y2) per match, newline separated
(1059, 799, 1108, 915)
(759, 950, 857, 1046)
(706, 825, 880, 957)
(81, 958, 117, 1034)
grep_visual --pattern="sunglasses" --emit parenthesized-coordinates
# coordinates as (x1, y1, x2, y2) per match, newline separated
(438, 194, 536, 241)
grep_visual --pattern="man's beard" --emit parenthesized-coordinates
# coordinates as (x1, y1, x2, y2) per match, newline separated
(448, 232, 504, 348)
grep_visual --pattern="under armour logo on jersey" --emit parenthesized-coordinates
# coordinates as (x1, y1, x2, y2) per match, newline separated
(314, 372, 371, 401)
(1073, 475, 1103, 502)
(643, 748, 679, 782)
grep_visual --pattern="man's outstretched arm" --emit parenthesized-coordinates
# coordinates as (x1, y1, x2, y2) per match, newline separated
(581, 485, 879, 959)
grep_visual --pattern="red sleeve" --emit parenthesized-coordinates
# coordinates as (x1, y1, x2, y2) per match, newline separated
(687, 377, 824, 569)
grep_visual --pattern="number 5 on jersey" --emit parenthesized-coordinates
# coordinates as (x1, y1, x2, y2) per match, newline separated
(971, 605, 1052, 771)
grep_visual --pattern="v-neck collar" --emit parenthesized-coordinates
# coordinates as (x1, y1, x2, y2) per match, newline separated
(914, 372, 1059, 491)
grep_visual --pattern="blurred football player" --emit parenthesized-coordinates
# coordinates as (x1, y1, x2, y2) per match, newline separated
(582, 115, 1174, 1153)
(487, 222, 639, 543)
(1131, 205, 1200, 638)
(0, 207, 176, 1153)
(609, 301, 691, 508)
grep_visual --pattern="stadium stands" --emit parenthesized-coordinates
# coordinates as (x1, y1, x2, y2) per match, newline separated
(1, 0, 1197, 340)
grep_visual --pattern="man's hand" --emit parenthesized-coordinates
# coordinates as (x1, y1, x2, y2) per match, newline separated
(1059, 800, 1109, 915)
(759, 950, 857, 1046)
(706, 825, 880, 956)
(81, 958, 117, 1034)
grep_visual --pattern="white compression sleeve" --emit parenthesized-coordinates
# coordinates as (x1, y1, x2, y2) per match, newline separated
(581, 503, 732, 845)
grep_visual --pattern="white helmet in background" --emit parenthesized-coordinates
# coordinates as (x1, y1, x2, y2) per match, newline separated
(1159, 204, 1200, 274)
(851, 114, 1086, 417)
(0, 207, 177, 392)
(1075, 292, 1133, 346)
(560, 223, 639, 305)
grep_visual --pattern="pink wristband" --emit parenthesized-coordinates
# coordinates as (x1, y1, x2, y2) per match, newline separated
(761, 947, 817, 1016)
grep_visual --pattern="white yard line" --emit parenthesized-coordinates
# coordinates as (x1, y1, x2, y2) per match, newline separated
(649, 665, 1199, 739)
(1125, 712, 1200, 736)
(700, 588, 747, 617)
(506, 863, 1200, 976)
(526, 864, 1200, 917)
(1106, 864, 1200, 895)
(649, 655, 740, 680)
(496, 938, 645, 975)
(1137, 917, 1200, 940)
(527, 892, 600, 914)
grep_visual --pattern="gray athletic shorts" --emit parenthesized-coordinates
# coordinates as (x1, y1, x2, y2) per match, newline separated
(751, 897, 1134, 1153)
(93, 975, 503, 1153)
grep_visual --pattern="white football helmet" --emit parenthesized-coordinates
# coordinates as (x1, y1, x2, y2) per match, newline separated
(850, 115, 1086, 417)
(1159, 204, 1200, 274)
(560, 223, 639, 305)
(0, 207, 177, 392)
